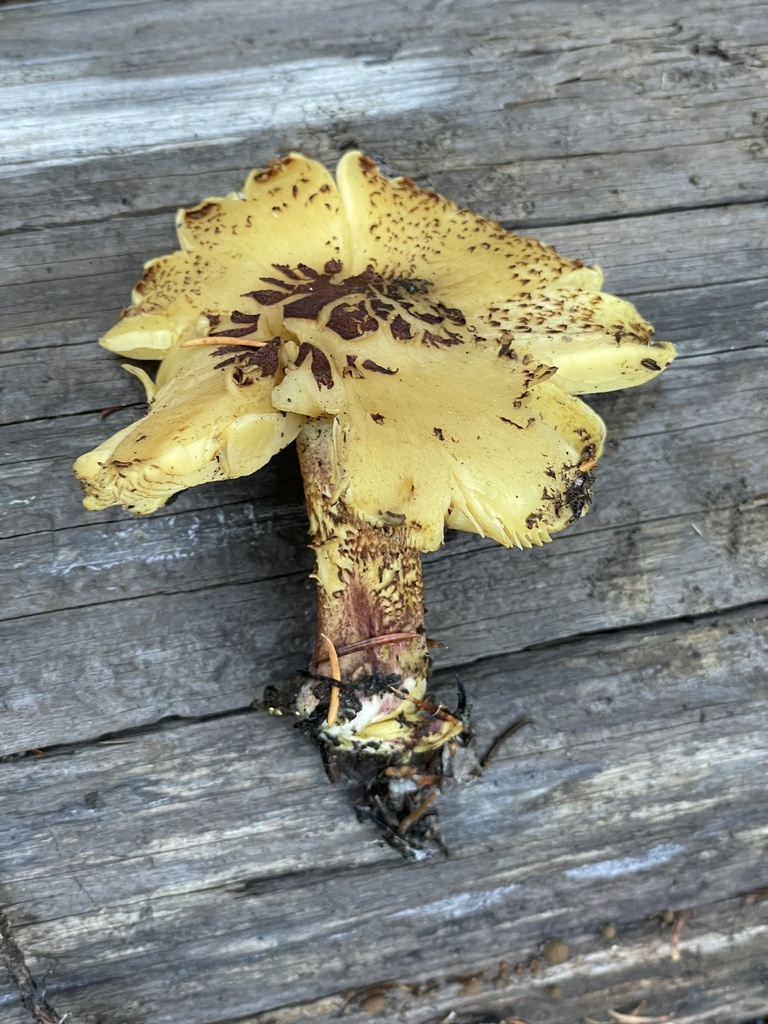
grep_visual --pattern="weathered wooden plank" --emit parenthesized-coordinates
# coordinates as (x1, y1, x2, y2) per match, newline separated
(3, 498, 765, 757)
(0, 220, 174, 353)
(435, 138, 768, 229)
(5, 603, 766, 915)
(215, 908, 768, 1024)
(5, 492, 308, 620)
(0, 971, 29, 1024)
(4, 345, 763, 615)
(5, 0, 763, 74)
(3, 484, 765, 754)
(2, 1, 767, 1021)
(543, 204, 768, 297)
(0, 345, 148, 426)
(1, 0, 765, 183)
(4, 895, 767, 1024)
(5, 124, 767, 241)
(3, 333, 765, 754)
(192, 903, 768, 1024)
(0, 579, 314, 757)
(2, 606, 766, 1022)
(631, 279, 768, 358)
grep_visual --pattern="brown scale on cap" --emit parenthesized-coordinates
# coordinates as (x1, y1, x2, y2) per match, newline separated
(295, 342, 335, 389)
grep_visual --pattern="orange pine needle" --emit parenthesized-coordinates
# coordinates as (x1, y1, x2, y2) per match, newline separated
(397, 790, 439, 835)
(321, 632, 341, 727)
(388, 685, 462, 725)
(180, 336, 268, 348)
(335, 631, 420, 657)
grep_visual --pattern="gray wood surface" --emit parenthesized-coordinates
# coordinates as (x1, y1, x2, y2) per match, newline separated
(1, 0, 767, 1022)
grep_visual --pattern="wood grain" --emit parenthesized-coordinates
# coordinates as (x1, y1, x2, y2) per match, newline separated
(1, 0, 767, 1020)
(3, 339, 765, 754)
(2, 607, 767, 1022)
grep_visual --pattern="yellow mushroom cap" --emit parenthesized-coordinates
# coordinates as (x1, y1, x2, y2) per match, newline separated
(271, 313, 605, 551)
(100, 155, 343, 360)
(74, 342, 305, 514)
(75, 152, 674, 539)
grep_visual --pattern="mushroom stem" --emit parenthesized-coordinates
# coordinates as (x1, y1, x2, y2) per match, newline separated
(294, 420, 461, 759)
(297, 419, 427, 683)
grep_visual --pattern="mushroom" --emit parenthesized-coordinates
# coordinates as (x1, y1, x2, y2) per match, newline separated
(74, 153, 675, 848)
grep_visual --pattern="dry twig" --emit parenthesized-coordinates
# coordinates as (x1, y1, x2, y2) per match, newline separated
(0, 907, 73, 1023)
(668, 908, 693, 961)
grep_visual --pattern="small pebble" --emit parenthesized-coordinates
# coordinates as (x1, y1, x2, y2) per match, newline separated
(461, 976, 484, 995)
(541, 939, 569, 965)
(601, 923, 617, 940)
(661, 909, 676, 925)
(546, 984, 562, 1002)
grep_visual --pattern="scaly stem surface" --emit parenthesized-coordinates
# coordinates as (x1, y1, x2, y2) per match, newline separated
(294, 420, 461, 757)
(297, 419, 427, 682)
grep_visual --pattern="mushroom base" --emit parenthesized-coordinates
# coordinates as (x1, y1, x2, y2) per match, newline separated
(295, 672, 463, 757)
(266, 420, 468, 851)
(261, 669, 467, 857)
